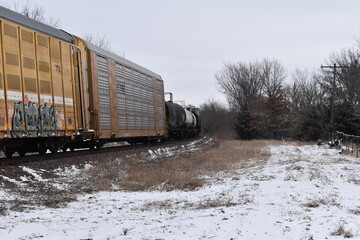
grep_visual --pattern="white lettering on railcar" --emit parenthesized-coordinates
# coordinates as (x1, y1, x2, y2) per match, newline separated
(7, 91, 22, 101)
(65, 98, 73, 106)
(40, 95, 53, 104)
(0, 90, 4, 100)
(54, 96, 64, 105)
(26, 93, 38, 103)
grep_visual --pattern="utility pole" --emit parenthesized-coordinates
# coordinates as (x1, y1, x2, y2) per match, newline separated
(320, 63, 348, 142)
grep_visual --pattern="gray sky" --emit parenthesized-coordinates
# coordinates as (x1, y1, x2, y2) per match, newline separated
(26, 1, 360, 106)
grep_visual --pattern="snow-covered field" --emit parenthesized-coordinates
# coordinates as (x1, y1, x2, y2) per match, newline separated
(1, 142, 360, 239)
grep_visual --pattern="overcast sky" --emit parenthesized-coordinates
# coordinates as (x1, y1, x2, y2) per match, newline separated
(13, 1, 360, 106)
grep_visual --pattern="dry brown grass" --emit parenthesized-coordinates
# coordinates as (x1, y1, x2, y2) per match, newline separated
(302, 195, 340, 209)
(303, 199, 326, 208)
(0, 138, 278, 214)
(348, 178, 360, 185)
(120, 140, 272, 191)
(331, 224, 354, 238)
(68, 139, 277, 192)
(292, 141, 315, 146)
(349, 207, 360, 215)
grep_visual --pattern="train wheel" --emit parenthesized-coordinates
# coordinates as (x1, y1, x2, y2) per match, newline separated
(17, 149, 26, 157)
(88, 141, 95, 150)
(95, 141, 102, 150)
(3, 147, 14, 158)
(48, 141, 58, 154)
(38, 142, 47, 155)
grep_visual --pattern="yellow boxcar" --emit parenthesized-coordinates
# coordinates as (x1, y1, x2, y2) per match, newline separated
(0, 6, 80, 156)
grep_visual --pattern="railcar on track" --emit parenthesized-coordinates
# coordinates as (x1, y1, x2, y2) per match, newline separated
(0, 6, 200, 157)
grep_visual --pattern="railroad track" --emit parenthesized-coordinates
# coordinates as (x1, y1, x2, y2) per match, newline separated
(0, 137, 201, 166)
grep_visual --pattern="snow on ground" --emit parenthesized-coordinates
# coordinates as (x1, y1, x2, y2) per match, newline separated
(1, 142, 360, 239)
(21, 167, 45, 182)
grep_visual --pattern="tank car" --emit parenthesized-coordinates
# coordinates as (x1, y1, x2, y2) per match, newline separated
(165, 101, 201, 139)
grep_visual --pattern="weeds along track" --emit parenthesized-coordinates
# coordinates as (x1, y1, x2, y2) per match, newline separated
(0, 137, 202, 167)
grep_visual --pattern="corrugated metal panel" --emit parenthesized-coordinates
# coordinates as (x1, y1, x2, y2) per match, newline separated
(148, 76, 155, 129)
(96, 55, 111, 129)
(115, 63, 127, 129)
(86, 41, 162, 80)
(156, 80, 165, 130)
(125, 68, 135, 130)
(115, 62, 156, 130)
(0, 6, 74, 43)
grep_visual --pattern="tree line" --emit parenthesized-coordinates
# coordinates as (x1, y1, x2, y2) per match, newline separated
(201, 47, 360, 141)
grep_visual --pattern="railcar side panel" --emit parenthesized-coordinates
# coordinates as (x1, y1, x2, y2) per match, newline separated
(96, 55, 111, 131)
(115, 63, 127, 130)
(156, 79, 166, 131)
(72, 47, 84, 130)
(115, 64, 161, 133)
(2, 21, 24, 137)
(70, 47, 78, 131)
(50, 38, 65, 133)
(0, 26, 5, 135)
(20, 27, 38, 105)
(20, 27, 39, 137)
(0, 17, 78, 140)
(76, 40, 91, 131)
(87, 50, 99, 134)
(61, 42, 76, 133)
(107, 59, 118, 136)
(152, 78, 159, 133)
(36, 33, 52, 107)
(86, 47, 167, 140)
(37, 33, 55, 136)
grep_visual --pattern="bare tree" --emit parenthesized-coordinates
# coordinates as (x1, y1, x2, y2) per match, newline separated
(0, 0, 61, 27)
(288, 69, 323, 110)
(215, 61, 263, 110)
(83, 33, 112, 52)
(259, 59, 289, 138)
(200, 99, 235, 139)
(261, 58, 286, 98)
(216, 59, 292, 139)
(21, 0, 44, 21)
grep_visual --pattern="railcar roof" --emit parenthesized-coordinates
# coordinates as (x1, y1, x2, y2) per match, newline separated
(0, 6, 74, 43)
(86, 41, 162, 80)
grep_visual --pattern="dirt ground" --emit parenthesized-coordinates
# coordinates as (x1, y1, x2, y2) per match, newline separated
(0, 137, 216, 213)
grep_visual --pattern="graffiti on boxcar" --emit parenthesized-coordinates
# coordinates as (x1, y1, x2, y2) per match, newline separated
(11, 102, 58, 137)
(25, 102, 39, 137)
(12, 102, 25, 137)
(39, 103, 58, 135)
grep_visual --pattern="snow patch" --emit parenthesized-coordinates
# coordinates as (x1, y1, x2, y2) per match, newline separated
(0, 175, 24, 186)
(21, 166, 45, 182)
(4, 141, 358, 239)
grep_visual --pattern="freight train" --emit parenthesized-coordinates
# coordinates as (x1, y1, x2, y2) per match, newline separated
(0, 6, 201, 157)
